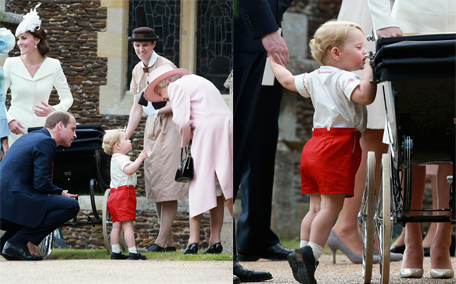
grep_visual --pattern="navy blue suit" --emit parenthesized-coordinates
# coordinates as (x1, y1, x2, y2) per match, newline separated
(234, 0, 293, 252)
(0, 128, 79, 247)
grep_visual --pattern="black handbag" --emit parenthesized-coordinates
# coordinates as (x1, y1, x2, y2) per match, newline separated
(175, 140, 194, 183)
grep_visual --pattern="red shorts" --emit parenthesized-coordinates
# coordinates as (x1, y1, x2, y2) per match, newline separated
(108, 185, 137, 222)
(300, 128, 361, 197)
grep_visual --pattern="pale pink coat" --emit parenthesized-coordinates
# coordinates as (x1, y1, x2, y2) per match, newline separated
(168, 75, 233, 217)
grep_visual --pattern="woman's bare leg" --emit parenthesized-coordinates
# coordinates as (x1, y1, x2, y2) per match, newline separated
(332, 129, 387, 255)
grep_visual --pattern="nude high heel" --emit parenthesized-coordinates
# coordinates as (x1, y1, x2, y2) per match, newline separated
(326, 230, 379, 264)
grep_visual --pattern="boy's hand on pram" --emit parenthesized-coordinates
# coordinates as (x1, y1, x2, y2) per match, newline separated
(139, 149, 148, 161)
(62, 190, 78, 199)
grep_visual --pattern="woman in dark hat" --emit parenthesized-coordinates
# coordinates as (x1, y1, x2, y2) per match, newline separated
(125, 27, 188, 253)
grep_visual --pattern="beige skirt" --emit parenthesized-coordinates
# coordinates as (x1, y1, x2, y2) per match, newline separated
(143, 112, 189, 203)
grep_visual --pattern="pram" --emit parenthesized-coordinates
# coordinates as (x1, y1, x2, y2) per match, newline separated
(358, 33, 456, 283)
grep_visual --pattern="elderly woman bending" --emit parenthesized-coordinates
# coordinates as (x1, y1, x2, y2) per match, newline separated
(145, 65, 233, 254)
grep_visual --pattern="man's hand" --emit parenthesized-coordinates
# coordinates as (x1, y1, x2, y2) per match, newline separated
(261, 31, 289, 66)
(62, 190, 78, 198)
(377, 27, 403, 38)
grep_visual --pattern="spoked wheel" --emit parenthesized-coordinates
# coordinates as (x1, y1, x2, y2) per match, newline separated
(37, 232, 54, 259)
(358, 151, 376, 283)
(376, 153, 392, 284)
(102, 188, 126, 254)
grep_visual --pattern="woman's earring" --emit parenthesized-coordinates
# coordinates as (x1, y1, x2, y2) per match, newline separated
(34, 45, 37, 48)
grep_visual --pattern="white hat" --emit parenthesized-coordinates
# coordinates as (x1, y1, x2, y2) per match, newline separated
(15, 3, 42, 37)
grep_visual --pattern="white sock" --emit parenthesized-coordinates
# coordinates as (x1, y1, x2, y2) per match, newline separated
(300, 240, 309, 248)
(128, 246, 137, 254)
(111, 244, 121, 254)
(308, 242, 323, 261)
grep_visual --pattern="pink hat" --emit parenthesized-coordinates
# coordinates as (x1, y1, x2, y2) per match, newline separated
(145, 64, 189, 102)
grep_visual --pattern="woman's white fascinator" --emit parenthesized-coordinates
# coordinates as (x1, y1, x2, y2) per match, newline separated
(0, 28, 15, 55)
(15, 3, 42, 37)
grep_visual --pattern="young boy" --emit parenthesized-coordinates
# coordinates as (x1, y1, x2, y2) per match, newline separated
(102, 129, 148, 260)
(270, 20, 377, 284)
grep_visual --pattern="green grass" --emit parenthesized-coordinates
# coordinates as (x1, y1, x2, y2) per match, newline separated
(47, 248, 233, 261)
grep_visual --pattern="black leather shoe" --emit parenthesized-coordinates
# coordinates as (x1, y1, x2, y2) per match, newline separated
(233, 275, 241, 283)
(204, 242, 223, 254)
(2, 242, 36, 261)
(287, 246, 318, 284)
(31, 254, 44, 261)
(237, 243, 294, 261)
(128, 252, 147, 260)
(390, 245, 405, 254)
(233, 260, 273, 282)
(164, 246, 176, 252)
(110, 251, 129, 259)
(183, 243, 198, 254)
(145, 243, 165, 252)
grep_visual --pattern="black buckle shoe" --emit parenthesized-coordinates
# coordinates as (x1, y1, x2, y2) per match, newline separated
(233, 260, 273, 282)
(110, 251, 129, 259)
(183, 243, 198, 254)
(128, 252, 147, 260)
(204, 242, 223, 254)
(287, 246, 318, 284)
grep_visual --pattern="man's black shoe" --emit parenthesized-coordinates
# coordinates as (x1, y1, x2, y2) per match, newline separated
(233, 275, 241, 283)
(2, 241, 37, 261)
(110, 251, 129, 259)
(287, 246, 318, 284)
(237, 243, 294, 261)
(233, 260, 273, 282)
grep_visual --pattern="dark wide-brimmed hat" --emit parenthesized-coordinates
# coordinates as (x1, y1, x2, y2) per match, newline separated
(145, 64, 189, 102)
(128, 27, 159, 42)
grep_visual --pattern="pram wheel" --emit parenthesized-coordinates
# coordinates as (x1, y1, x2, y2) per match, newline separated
(358, 151, 376, 283)
(102, 188, 127, 254)
(36, 232, 54, 259)
(376, 153, 392, 284)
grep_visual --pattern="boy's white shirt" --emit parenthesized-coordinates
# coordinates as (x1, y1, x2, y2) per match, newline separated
(109, 153, 137, 188)
(294, 66, 367, 133)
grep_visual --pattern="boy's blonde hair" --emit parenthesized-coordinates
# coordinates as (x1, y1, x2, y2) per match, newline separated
(309, 20, 364, 65)
(102, 129, 124, 155)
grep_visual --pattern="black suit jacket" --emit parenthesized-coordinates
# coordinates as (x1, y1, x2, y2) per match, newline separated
(234, 0, 294, 52)
(0, 128, 63, 228)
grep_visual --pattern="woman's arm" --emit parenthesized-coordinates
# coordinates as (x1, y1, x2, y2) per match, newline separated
(157, 104, 172, 115)
(169, 84, 192, 148)
(269, 56, 297, 92)
(125, 94, 143, 139)
(51, 62, 74, 112)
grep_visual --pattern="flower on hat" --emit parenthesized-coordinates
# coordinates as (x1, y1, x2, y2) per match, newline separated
(15, 3, 42, 37)
(0, 28, 15, 55)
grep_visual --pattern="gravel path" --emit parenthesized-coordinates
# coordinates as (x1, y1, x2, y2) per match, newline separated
(0, 259, 232, 284)
(1, 255, 455, 283)
(239, 255, 456, 284)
